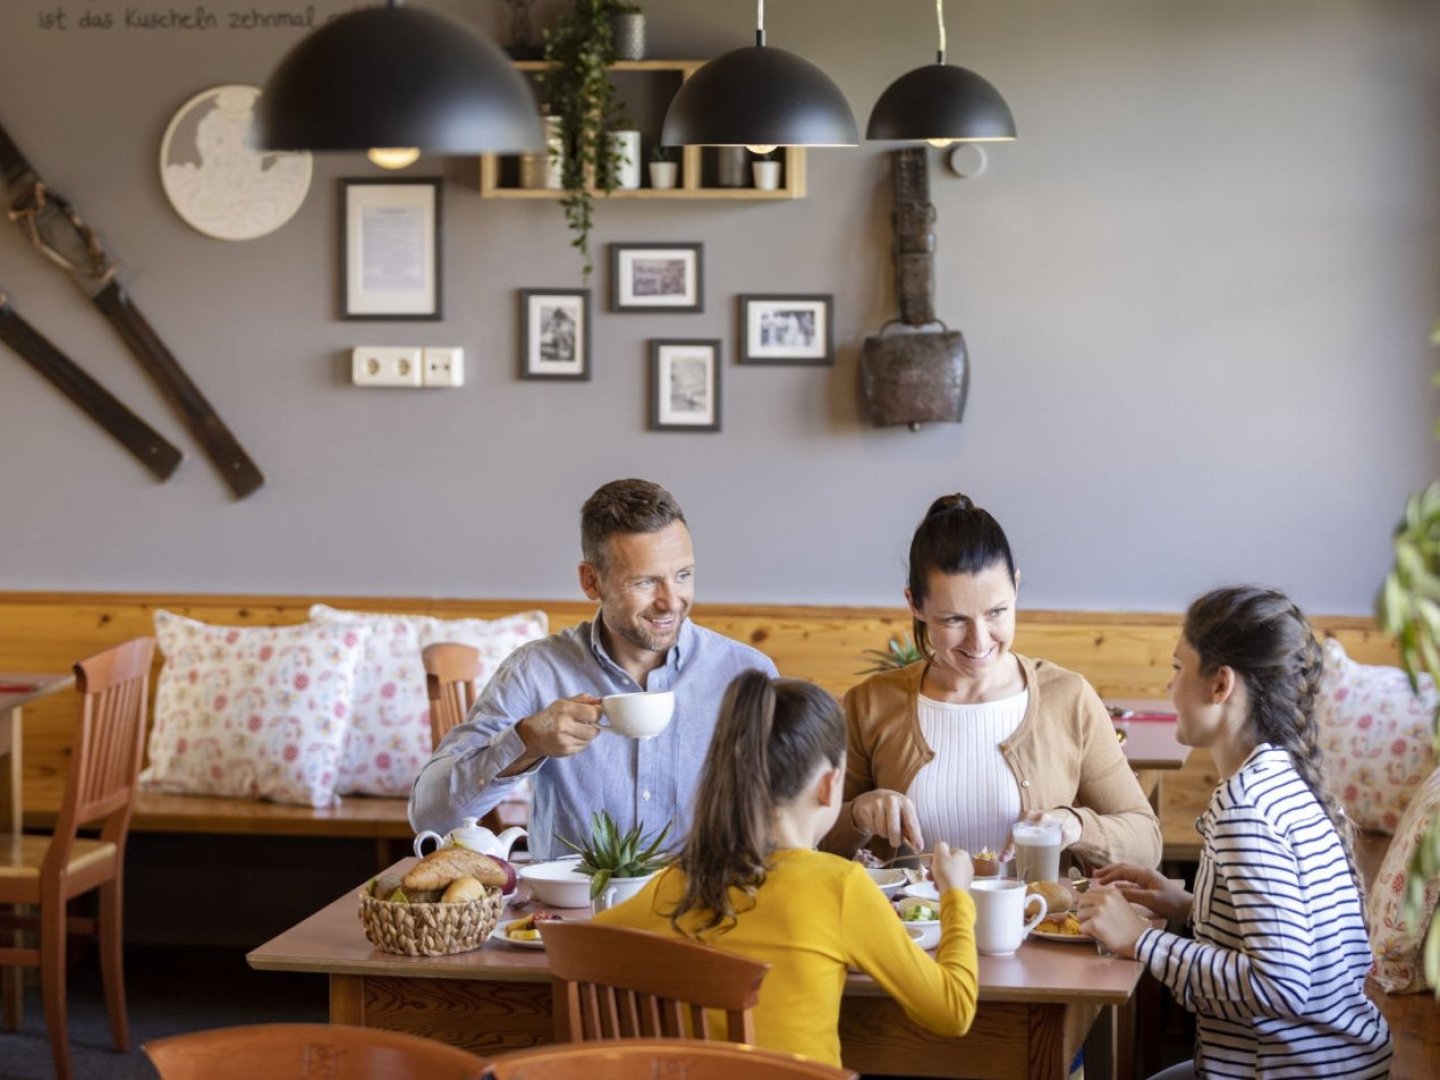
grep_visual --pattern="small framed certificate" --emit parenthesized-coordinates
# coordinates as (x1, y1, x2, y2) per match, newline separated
(341, 179, 442, 320)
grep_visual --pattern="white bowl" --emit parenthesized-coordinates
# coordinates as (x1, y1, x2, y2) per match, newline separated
(517, 859, 593, 909)
(865, 868, 907, 897)
(896, 895, 942, 950)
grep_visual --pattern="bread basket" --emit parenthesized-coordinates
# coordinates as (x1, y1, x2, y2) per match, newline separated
(358, 886, 504, 956)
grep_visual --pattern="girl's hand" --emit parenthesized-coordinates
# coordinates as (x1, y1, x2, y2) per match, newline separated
(851, 789, 924, 851)
(1090, 863, 1193, 922)
(930, 841, 973, 894)
(1017, 808, 1082, 848)
(1076, 885, 1149, 959)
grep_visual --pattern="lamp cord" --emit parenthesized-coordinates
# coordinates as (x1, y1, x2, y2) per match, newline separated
(755, 0, 765, 47)
(935, 0, 947, 64)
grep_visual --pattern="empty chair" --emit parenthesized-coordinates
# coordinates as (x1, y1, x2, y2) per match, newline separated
(144, 1022, 490, 1079)
(540, 921, 769, 1043)
(484, 1038, 856, 1079)
(422, 641, 481, 749)
(0, 636, 154, 1080)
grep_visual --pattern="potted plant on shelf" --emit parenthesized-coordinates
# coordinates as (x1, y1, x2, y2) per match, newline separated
(557, 810, 672, 908)
(648, 144, 678, 190)
(751, 149, 782, 191)
(542, 1, 635, 281)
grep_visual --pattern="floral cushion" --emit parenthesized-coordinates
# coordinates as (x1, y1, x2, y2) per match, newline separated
(142, 611, 371, 808)
(1367, 765, 1440, 993)
(308, 605, 548, 796)
(1316, 637, 1438, 833)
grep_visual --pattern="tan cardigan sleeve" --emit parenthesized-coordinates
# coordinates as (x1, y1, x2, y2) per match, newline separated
(1065, 680, 1163, 869)
(819, 682, 878, 856)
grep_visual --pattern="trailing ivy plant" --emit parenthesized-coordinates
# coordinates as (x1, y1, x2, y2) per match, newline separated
(541, 1, 637, 281)
(1374, 322, 1440, 996)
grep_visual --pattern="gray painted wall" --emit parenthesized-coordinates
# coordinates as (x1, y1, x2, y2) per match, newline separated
(0, 0, 1436, 615)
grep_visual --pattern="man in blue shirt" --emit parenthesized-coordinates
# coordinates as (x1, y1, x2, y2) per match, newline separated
(409, 479, 778, 860)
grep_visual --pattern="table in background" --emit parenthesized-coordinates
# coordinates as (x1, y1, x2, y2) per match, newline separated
(248, 874, 1146, 1080)
(0, 671, 74, 1030)
(1108, 698, 1189, 814)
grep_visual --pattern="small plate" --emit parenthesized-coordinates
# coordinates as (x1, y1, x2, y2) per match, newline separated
(901, 881, 939, 902)
(490, 923, 546, 950)
(1032, 928, 1095, 944)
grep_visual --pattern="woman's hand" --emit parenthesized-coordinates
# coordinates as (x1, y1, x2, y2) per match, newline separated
(930, 841, 972, 894)
(1017, 808, 1082, 848)
(850, 789, 924, 851)
(1076, 885, 1149, 959)
(1090, 863, 1193, 922)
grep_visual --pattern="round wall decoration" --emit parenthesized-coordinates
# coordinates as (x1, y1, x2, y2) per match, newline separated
(160, 85, 312, 241)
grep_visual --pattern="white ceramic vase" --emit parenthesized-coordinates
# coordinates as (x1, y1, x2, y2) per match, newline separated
(610, 131, 642, 190)
(648, 160, 678, 190)
(752, 159, 782, 191)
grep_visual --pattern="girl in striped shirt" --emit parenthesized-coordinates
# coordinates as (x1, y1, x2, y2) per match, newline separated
(1078, 586, 1392, 1079)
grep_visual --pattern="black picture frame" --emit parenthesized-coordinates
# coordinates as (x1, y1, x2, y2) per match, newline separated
(739, 294, 834, 365)
(610, 243, 704, 313)
(340, 178, 442, 320)
(649, 339, 721, 432)
(519, 289, 591, 380)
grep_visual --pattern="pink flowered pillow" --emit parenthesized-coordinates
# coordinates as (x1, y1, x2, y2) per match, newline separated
(1367, 765, 1440, 993)
(1316, 637, 1438, 833)
(142, 611, 371, 808)
(308, 605, 548, 796)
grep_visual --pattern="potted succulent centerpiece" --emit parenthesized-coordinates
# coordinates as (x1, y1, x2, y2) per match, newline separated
(542, 1, 636, 280)
(557, 810, 672, 911)
(648, 144, 678, 189)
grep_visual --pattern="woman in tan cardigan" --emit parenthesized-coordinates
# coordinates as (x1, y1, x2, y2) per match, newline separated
(822, 494, 1161, 871)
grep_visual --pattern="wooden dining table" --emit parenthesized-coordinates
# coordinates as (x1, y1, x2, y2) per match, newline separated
(248, 868, 1148, 1080)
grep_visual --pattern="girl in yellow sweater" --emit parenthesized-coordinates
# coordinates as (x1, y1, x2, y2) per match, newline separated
(594, 670, 980, 1067)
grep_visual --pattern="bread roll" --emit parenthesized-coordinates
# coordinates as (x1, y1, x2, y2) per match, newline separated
(402, 847, 509, 891)
(441, 875, 487, 903)
(1026, 879, 1077, 912)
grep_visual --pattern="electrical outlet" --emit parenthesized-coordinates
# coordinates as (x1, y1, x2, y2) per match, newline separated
(422, 347, 464, 388)
(351, 346, 423, 387)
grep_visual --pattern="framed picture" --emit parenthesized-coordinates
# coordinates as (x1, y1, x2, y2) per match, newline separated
(739, 294, 833, 365)
(341, 178, 441, 320)
(611, 243, 703, 313)
(519, 289, 591, 380)
(650, 340, 721, 432)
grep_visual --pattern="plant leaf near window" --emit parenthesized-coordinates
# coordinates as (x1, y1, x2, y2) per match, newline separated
(541, 1, 636, 282)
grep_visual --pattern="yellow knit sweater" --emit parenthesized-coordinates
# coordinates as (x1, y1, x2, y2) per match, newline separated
(593, 848, 978, 1067)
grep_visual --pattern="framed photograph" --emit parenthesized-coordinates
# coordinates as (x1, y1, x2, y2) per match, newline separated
(739, 294, 833, 365)
(341, 179, 441, 320)
(611, 243, 703, 313)
(650, 340, 721, 432)
(519, 289, 591, 380)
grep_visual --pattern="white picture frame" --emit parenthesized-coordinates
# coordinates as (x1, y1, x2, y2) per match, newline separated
(519, 289, 590, 380)
(341, 179, 441, 320)
(611, 243, 703, 313)
(650, 340, 721, 432)
(739, 294, 833, 365)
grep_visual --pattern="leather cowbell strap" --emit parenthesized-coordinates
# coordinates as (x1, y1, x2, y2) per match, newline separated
(0, 116, 264, 499)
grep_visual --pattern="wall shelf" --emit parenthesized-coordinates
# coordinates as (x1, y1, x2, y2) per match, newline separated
(478, 60, 806, 201)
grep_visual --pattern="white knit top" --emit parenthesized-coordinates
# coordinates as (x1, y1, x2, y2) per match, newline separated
(907, 690, 1027, 856)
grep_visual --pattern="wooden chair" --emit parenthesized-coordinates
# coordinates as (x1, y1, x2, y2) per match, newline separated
(540, 921, 770, 1043)
(144, 1022, 490, 1079)
(484, 1038, 856, 1079)
(0, 636, 154, 1080)
(422, 641, 480, 749)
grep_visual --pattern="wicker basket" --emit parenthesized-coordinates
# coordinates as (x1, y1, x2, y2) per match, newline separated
(358, 887, 504, 956)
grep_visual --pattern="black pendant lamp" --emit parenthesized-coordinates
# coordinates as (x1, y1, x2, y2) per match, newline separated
(662, 1, 857, 151)
(255, 1, 542, 164)
(868, 0, 1016, 146)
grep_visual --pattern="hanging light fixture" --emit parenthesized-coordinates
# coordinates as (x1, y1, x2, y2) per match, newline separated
(867, 0, 1016, 147)
(255, 1, 542, 163)
(661, 0, 857, 153)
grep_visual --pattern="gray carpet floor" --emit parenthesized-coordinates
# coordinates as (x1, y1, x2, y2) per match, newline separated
(0, 946, 327, 1080)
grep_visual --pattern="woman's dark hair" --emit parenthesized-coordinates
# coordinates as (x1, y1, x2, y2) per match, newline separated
(1183, 586, 1361, 893)
(668, 671, 845, 936)
(907, 494, 1017, 660)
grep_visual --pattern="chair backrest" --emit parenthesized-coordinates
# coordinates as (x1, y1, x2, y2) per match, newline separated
(483, 1038, 856, 1080)
(53, 636, 155, 849)
(423, 641, 481, 749)
(143, 1022, 490, 1079)
(540, 922, 769, 1044)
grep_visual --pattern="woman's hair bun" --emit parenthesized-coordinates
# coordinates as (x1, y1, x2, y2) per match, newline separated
(926, 493, 975, 518)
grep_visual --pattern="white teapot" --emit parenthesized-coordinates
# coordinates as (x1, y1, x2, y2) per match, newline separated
(412, 816, 527, 860)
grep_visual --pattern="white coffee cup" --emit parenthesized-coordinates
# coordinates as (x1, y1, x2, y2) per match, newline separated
(600, 691, 675, 738)
(1012, 819, 1063, 883)
(969, 878, 1047, 956)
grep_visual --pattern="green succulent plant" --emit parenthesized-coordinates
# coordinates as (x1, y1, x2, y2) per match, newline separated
(857, 633, 923, 675)
(556, 810, 672, 898)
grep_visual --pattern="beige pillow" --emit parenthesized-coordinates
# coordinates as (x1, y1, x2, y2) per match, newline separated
(1366, 765, 1440, 993)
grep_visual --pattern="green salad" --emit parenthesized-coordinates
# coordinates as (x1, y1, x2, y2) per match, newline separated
(899, 902, 938, 922)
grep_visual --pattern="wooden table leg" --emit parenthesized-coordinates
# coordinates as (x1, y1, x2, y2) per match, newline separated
(330, 974, 366, 1026)
(1, 704, 22, 1032)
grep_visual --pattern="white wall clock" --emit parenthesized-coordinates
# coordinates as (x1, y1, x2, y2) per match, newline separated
(159, 84, 312, 241)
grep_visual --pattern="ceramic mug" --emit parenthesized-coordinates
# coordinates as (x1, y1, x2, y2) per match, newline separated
(969, 879, 1047, 956)
(600, 690, 675, 738)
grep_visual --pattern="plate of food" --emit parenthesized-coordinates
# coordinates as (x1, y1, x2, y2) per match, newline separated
(491, 912, 563, 949)
(1030, 910, 1093, 943)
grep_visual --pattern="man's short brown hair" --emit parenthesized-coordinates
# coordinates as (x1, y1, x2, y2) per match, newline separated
(581, 479, 687, 571)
